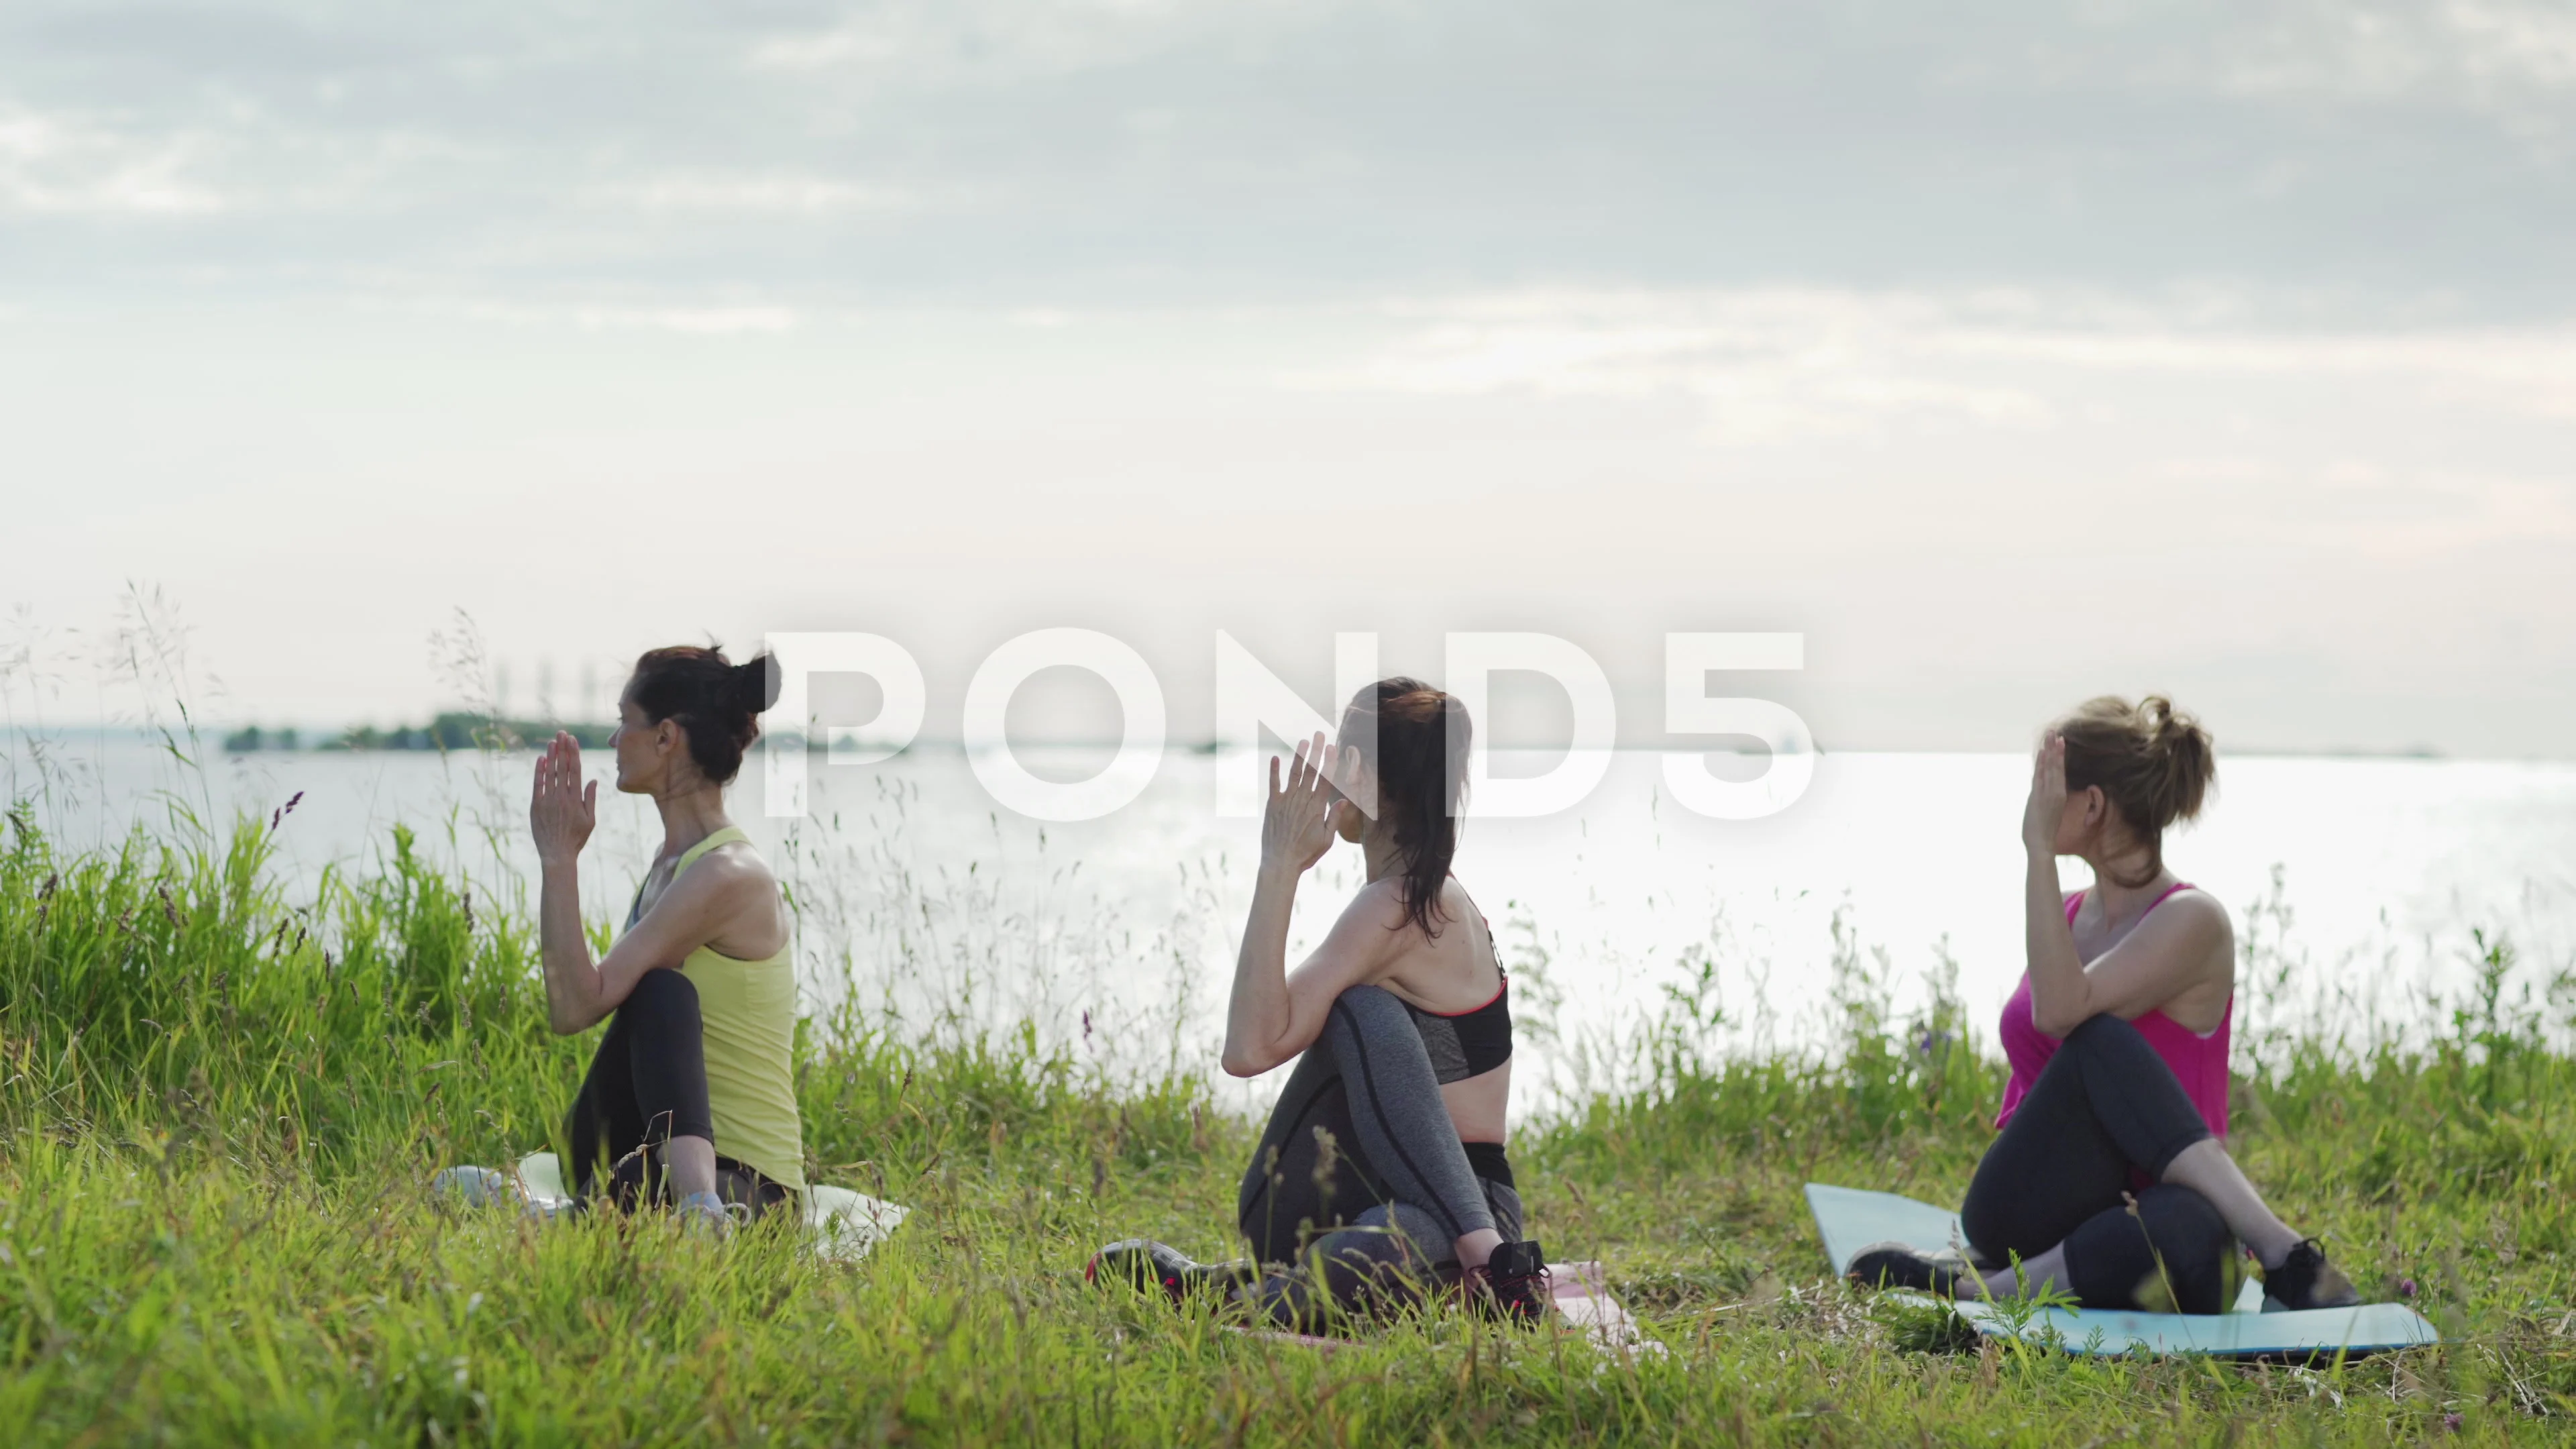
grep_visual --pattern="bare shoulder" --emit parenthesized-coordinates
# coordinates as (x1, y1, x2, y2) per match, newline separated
(2166, 887, 2233, 941)
(1438, 875, 1481, 918)
(2147, 888, 2235, 989)
(1311, 879, 1409, 974)
(2126, 886, 2229, 949)
(1335, 877, 1413, 936)
(682, 841, 782, 908)
(2157, 888, 2235, 1007)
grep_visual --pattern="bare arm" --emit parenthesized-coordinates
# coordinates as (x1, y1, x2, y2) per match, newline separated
(536, 855, 600, 1036)
(529, 733, 761, 1035)
(2021, 733, 2230, 1035)
(2021, 850, 2095, 1035)
(530, 733, 608, 1032)
(1222, 735, 1397, 1077)
(539, 861, 755, 1034)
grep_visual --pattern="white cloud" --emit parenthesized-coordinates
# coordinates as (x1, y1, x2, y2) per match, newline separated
(744, 0, 1334, 80)
(570, 305, 800, 334)
(1952, 321, 2576, 421)
(0, 107, 227, 215)
(2202, 0, 2576, 124)
(1311, 288, 2058, 443)
(370, 297, 806, 333)
(1319, 288, 2576, 441)
(587, 174, 935, 216)
(2149, 455, 2576, 557)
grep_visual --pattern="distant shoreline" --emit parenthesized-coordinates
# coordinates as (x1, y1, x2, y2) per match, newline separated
(220, 713, 616, 753)
(0, 718, 612, 755)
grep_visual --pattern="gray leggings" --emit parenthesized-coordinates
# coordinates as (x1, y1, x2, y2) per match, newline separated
(1234, 985, 1521, 1325)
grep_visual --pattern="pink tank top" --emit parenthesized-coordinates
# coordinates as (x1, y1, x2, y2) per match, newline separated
(1994, 883, 2231, 1139)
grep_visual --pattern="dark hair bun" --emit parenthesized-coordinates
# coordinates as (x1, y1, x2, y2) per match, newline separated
(628, 645, 776, 786)
(731, 656, 783, 715)
(2141, 696, 2214, 826)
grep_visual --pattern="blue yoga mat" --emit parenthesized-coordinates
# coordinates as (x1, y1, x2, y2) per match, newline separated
(1806, 1183, 2438, 1359)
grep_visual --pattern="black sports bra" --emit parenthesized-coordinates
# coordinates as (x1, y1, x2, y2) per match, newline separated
(1405, 976, 1513, 1083)
(1403, 906, 1512, 1083)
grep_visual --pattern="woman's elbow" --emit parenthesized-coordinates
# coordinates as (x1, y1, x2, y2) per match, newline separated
(1220, 1043, 1275, 1078)
(2031, 1004, 2090, 1038)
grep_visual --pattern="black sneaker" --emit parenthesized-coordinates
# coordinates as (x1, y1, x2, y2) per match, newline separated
(1845, 1241, 1971, 1297)
(1464, 1239, 1552, 1325)
(1086, 1239, 1256, 1305)
(2261, 1239, 2359, 1312)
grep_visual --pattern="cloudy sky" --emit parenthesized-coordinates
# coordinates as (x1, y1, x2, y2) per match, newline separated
(4, 0, 2573, 754)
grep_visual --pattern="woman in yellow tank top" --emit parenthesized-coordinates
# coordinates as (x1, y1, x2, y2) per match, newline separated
(529, 645, 806, 1228)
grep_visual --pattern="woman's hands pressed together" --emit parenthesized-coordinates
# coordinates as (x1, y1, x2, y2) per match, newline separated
(2021, 731, 2068, 855)
(1260, 733, 1345, 878)
(531, 731, 599, 867)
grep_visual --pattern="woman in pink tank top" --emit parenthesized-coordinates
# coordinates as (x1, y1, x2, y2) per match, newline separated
(1846, 697, 2360, 1314)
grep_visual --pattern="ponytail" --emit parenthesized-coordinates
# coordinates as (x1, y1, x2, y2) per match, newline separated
(1339, 678, 1472, 938)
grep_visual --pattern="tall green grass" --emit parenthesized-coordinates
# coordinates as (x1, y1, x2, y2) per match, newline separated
(6, 807, 2576, 1444)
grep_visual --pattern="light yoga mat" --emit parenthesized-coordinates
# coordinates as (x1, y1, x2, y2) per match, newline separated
(1807, 1183, 2438, 1360)
(505, 1152, 909, 1264)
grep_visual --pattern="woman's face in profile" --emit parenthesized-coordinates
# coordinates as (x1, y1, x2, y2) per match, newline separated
(607, 687, 658, 794)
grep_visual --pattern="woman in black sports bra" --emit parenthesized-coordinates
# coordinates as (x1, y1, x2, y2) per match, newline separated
(1089, 679, 1550, 1326)
(1393, 970, 1519, 1225)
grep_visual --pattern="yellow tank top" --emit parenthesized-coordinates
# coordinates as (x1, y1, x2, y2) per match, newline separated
(628, 826, 806, 1192)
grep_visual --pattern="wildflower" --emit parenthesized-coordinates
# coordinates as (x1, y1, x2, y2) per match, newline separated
(2399, 1278, 2418, 1298)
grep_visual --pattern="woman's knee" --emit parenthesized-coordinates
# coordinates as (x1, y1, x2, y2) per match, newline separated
(2065, 1185, 2238, 1314)
(623, 967, 702, 1020)
(2059, 1012, 2149, 1057)
(2133, 1185, 2232, 1261)
(1320, 983, 1417, 1059)
(1957, 1182, 2057, 1268)
(1329, 983, 1407, 1027)
(1312, 1207, 1441, 1301)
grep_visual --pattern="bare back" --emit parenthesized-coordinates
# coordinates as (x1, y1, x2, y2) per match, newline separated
(1371, 877, 1513, 1142)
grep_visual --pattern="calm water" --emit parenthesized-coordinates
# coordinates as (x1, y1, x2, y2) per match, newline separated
(12, 737, 2575, 1106)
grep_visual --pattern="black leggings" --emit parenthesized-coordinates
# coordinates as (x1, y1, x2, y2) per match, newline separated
(1960, 1014, 2237, 1313)
(566, 969, 791, 1218)
(1234, 985, 1522, 1325)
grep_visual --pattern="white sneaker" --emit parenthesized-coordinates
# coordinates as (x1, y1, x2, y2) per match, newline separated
(431, 1165, 521, 1210)
(433, 1165, 577, 1222)
(677, 1190, 747, 1241)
